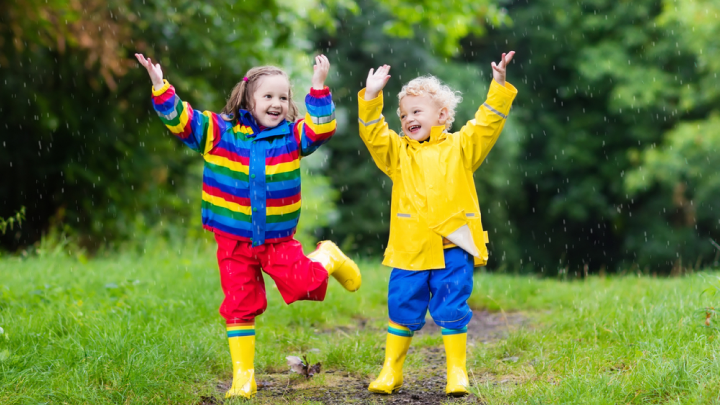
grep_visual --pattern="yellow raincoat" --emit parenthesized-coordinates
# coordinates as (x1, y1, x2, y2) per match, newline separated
(357, 80, 517, 270)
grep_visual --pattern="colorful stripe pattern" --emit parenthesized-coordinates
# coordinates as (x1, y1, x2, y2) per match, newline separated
(388, 321, 414, 338)
(152, 81, 336, 245)
(441, 327, 468, 336)
(227, 322, 255, 338)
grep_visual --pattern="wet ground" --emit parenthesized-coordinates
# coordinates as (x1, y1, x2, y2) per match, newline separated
(202, 310, 528, 405)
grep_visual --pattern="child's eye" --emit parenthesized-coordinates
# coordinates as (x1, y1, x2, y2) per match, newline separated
(401, 115, 406, 119)
(265, 95, 272, 99)
(281, 97, 288, 101)
(414, 110, 420, 114)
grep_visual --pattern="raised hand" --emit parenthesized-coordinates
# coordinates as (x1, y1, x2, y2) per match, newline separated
(311, 54, 331, 90)
(364, 65, 391, 100)
(135, 53, 164, 90)
(491, 51, 515, 87)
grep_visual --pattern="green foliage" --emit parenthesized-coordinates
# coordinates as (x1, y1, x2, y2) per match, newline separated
(4, 0, 719, 274)
(0, 0, 345, 252)
(0, 207, 24, 236)
(619, 0, 720, 270)
(625, 116, 720, 269)
(460, 0, 720, 272)
(0, 0, 504, 256)
(378, 0, 510, 56)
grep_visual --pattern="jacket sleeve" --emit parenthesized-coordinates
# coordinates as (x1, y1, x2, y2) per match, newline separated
(455, 79, 518, 172)
(293, 86, 336, 157)
(357, 89, 401, 177)
(151, 79, 223, 155)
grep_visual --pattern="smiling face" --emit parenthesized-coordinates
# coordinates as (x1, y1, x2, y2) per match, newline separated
(251, 74, 290, 128)
(399, 95, 448, 141)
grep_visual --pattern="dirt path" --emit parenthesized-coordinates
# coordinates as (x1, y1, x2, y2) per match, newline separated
(206, 309, 528, 405)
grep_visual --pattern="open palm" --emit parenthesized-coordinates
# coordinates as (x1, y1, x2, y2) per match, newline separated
(135, 53, 164, 89)
(364, 64, 391, 100)
(311, 54, 331, 90)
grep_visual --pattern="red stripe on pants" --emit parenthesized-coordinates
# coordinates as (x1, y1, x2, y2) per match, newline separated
(215, 233, 329, 323)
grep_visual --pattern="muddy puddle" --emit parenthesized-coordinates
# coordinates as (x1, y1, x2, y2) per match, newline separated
(202, 309, 529, 405)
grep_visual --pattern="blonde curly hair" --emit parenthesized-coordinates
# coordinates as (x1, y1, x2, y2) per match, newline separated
(397, 75, 463, 130)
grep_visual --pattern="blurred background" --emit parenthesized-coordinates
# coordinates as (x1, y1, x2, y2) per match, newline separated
(1, 0, 719, 275)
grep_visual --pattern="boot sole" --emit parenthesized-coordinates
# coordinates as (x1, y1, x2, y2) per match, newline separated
(446, 387, 469, 397)
(332, 259, 362, 292)
(368, 386, 402, 394)
(225, 392, 256, 399)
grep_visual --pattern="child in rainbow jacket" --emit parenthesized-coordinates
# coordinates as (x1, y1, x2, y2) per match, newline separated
(135, 53, 361, 399)
(357, 51, 517, 396)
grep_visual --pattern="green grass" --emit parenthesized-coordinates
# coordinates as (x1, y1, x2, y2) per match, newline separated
(468, 273, 720, 404)
(1, 242, 719, 404)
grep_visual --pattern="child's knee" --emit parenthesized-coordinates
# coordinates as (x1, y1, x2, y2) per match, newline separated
(278, 278, 328, 304)
(388, 315, 426, 332)
(220, 300, 267, 323)
(388, 298, 427, 331)
(430, 306, 472, 330)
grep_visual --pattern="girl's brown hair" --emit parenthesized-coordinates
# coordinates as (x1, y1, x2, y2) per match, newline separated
(221, 66, 299, 122)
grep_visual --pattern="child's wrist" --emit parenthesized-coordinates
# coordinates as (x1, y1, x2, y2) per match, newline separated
(364, 90, 379, 100)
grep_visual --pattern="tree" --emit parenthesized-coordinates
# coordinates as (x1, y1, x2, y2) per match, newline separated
(0, 0, 342, 250)
(624, 0, 720, 271)
(461, 0, 720, 272)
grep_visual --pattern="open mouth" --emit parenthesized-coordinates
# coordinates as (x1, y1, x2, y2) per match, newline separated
(407, 124, 421, 134)
(267, 111, 281, 118)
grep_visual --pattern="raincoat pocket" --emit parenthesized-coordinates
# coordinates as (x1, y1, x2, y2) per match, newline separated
(387, 212, 423, 254)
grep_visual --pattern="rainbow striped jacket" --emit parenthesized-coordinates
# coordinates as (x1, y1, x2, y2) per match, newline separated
(151, 80, 336, 245)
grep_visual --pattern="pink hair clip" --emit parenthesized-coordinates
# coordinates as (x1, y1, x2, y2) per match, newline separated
(243, 77, 249, 82)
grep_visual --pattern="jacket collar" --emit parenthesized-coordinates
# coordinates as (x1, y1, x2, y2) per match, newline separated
(238, 109, 290, 140)
(404, 125, 448, 147)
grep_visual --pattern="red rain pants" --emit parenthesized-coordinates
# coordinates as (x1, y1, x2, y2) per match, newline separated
(215, 233, 329, 323)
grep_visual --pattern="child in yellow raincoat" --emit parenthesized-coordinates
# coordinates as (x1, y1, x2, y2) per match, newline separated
(358, 51, 518, 396)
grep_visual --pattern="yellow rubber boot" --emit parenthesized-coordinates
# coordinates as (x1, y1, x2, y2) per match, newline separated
(225, 323, 257, 399)
(368, 322, 413, 394)
(442, 328, 469, 396)
(308, 241, 362, 292)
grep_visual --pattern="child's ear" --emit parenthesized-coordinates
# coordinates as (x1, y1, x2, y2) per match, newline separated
(438, 107, 449, 125)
